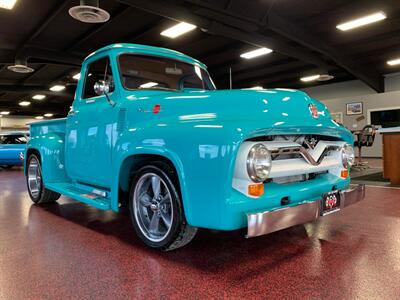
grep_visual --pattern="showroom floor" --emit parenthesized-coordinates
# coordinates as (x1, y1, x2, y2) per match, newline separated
(1, 168, 399, 299)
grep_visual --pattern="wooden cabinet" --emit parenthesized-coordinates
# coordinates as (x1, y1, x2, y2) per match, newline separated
(382, 132, 400, 184)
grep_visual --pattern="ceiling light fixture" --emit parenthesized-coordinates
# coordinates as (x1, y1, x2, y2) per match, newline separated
(301, 75, 321, 82)
(240, 48, 273, 59)
(161, 22, 197, 38)
(336, 12, 386, 31)
(32, 94, 46, 100)
(44, 113, 54, 117)
(49, 85, 66, 92)
(69, 0, 110, 23)
(35, 116, 44, 120)
(19, 101, 31, 106)
(139, 82, 158, 89)
(73, 73, 81, 80)
(0, 111, 10, 115)
(247, 86, 264, 90)
(301, 74, 334, 82)
(387, 58, 400, 66)
(0, 0, 18, 10)
(7, 64, 34, 73)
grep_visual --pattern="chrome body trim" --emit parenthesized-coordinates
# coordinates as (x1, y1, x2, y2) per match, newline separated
(246, 184, 365, 238)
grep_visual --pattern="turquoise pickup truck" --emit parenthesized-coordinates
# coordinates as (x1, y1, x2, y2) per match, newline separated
(25, 43, 365, 250)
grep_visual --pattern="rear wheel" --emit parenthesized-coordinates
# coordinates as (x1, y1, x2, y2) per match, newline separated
(26, 154, 60, 203)
(129, 163, 197, 251)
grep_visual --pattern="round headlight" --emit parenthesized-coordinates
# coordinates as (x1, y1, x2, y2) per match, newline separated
(342, 144, 355, 168)
(247, 144, 272, 182)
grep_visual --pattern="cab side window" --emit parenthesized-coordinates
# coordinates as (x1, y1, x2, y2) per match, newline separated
(83, 56, 114, 99)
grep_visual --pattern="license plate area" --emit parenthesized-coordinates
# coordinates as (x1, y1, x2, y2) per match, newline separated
(321, 191, 341, 216)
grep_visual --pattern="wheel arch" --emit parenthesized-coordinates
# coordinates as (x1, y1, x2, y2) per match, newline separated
(118, 153, 182, 202)
(24, 148, 41, 175)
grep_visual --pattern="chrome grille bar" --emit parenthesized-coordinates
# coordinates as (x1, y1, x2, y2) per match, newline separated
(270, 144, 341, 166)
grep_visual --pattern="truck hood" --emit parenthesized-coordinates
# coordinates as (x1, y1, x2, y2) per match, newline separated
(126, 88, 352, 141)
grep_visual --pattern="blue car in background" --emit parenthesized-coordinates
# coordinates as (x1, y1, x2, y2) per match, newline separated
(0, 132, 29, 169)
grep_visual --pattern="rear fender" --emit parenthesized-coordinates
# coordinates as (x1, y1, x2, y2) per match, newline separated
(26, 133, 69, 184)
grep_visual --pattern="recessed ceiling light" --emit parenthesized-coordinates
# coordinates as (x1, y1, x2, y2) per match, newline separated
(0, 111, 10, 115)
(19, 101, 31, 106)
(240, 47, 273, 59)
(387, 58, 400, 66)
(161, 22, 197, 38)
(35, 116, 44, 120)
(32, 94, 46, 100)
(44, 113, 54, 117)
(139, 82, 158, 89)
(248, 86, 264, 90)
(301, 74, 334, 82)
(336, 12, 386, 31)
(73, 73, 81, 80)
(301, 75, 321, 82)
(49, 85, 65, 92)
(0, 0, 18, 10)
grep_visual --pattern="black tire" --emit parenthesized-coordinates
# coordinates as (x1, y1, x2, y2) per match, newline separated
(1, 165, 13, 169)
(26, 154, 61, 204)
(129, 162, 197, 251)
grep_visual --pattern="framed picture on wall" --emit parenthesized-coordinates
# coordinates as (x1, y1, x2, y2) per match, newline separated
(346, 102, 363, 115)
(330, 112, 343, 124)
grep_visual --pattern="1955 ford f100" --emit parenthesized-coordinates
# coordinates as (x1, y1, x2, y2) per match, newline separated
(25, 43, 365, 250)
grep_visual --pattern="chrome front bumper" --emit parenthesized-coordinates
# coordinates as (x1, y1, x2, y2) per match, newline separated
(246, 184, 365, 238)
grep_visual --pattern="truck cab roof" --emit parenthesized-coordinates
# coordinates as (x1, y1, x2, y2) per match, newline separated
(85, 43, 207, 69)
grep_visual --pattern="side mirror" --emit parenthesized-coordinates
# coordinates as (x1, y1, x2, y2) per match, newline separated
(94, 80, 111, 96)
(93, 80, 116, 107)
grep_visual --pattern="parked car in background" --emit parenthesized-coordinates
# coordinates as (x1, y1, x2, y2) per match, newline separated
(25, 44, 364, 251)
(0, 132, 29, 169)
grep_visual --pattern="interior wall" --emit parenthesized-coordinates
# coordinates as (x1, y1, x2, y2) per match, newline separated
(302, 73, 400, 157)
(0, 116, 36, 132)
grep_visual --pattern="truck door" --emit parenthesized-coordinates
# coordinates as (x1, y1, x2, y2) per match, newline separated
(65, 55, 118, 189)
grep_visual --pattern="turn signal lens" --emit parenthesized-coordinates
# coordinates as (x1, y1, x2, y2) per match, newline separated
(248, 183, 264, 197)
(341, 169, 349, 178)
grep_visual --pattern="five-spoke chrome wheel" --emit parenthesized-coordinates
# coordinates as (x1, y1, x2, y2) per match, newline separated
(27, 155, 42, 198)
(133, 173, 173, 242)
(26, 154, 60, 204)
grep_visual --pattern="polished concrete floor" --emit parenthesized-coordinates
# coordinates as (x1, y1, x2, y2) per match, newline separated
(1, 168, 400, 299)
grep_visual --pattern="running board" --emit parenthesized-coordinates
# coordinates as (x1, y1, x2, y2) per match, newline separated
(46, 182, 111, 210)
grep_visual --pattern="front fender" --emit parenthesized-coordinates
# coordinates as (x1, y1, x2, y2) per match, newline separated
(112, 121, 243, 228)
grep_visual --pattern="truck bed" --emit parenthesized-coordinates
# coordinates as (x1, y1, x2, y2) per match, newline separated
(29, 118, 66, 136)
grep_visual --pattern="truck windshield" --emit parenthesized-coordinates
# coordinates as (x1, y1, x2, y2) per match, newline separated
(118, 54, 216, 91)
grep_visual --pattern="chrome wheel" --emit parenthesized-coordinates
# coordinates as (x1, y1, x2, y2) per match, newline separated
(28, 156, 42, 198)
(133, 173, 173, 242)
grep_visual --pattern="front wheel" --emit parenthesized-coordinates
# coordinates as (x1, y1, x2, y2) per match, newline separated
(26, 154, 60, 203)
(129, 164, 197, 251)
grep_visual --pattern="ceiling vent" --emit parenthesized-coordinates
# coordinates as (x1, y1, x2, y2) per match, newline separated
(317, 74, 334, 81)
(69, 0, 110, 23)
(7, 64, 34, 73)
